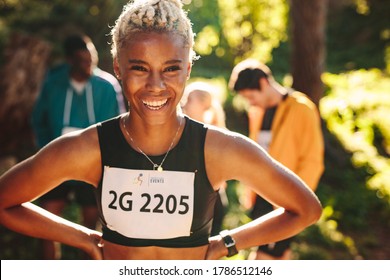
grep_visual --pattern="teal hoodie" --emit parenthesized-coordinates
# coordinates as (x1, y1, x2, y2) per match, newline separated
(31, 65, 120, 148)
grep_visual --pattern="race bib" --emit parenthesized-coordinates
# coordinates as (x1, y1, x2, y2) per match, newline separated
(101, 166, 195, 239)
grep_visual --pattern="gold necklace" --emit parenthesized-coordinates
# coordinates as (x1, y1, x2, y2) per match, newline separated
(122, 114, 183, 172)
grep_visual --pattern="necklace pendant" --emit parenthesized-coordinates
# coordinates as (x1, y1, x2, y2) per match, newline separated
(123, 115, 182, 174)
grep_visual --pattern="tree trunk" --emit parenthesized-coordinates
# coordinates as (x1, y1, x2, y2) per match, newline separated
(290, 0, 327, 106)
(0, 33, 51, 159)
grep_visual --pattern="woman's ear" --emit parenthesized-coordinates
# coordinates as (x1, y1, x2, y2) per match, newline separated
(113, 58, 121, 80)
(186, 62, 192, 80)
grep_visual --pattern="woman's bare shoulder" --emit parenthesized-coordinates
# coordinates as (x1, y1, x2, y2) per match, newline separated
(34, 125, 102, 186)
(204, 126, 272, 185)
(205, 125, 261, 156)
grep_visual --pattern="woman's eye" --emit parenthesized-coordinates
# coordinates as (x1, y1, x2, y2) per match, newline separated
(131, 65, 147, 72)
(165, 65, 181, 72)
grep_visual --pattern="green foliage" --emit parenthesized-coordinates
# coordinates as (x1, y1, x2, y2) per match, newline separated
(188, 0, 288, 80)
(326, 0, 390, 72)
(0, 0, 128, 69)
(267, 0, 390, 75)
(309, 68, 390, 259)
(217, 0, 288, 63)
(321, 69, 390, 201)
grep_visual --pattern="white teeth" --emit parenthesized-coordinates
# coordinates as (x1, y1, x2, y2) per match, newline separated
(143, 99, 168, 110)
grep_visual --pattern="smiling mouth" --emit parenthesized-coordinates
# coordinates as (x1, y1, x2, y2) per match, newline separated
(142, 99, 168, 110)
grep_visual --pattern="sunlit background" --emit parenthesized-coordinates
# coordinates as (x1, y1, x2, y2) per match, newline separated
(0, 0, 389, 259)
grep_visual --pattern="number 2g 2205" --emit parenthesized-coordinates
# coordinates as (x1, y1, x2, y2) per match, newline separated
(108, 190, 190, 215)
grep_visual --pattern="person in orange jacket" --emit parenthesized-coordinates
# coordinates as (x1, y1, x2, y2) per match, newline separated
(229, 59, 325, 260)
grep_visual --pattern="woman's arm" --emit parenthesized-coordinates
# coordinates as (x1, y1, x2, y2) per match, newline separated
(205, 128, 322, 259)
(0, 127, 103, 259)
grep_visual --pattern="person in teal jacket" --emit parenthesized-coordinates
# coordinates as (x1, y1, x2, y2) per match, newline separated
(31, 34, 120, 259)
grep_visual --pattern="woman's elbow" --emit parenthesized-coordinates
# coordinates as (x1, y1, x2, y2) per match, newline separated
(305, 197, 323, 225)
(0, 205, 12, 227)
(0, 202, 22, 226)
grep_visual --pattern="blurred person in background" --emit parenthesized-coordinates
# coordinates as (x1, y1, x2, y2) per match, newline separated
(181, 80, 228, 235)
(181, 81, 226, 128)
(31, 34, 122, 259)
(229, 59, 324, 260)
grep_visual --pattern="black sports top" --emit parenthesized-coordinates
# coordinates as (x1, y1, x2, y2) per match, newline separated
(95, 115, 218, 247)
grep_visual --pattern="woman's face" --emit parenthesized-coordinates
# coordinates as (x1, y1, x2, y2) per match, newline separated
(114, 31, 192, 125)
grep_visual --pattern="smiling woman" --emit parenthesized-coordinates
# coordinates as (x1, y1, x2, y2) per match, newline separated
(0, 0, 322, 260)
(114, 31, 191, 131)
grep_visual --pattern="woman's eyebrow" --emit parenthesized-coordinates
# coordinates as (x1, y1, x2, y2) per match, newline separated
(165, 59, 183, 64)
(127, 59, 183, 65)
(127, 59, 146, 64)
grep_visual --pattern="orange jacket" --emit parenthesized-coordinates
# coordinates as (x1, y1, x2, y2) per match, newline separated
(248, 91, 324, 191)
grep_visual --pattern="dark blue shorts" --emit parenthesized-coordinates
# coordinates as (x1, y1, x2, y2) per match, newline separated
(251, 195, 295, 257)
(257, 237, 295, 257)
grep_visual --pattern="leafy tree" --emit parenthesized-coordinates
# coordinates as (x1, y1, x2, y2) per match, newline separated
(186, 0, 288, 79)
(0, 0, 127, 70)
(326, 0, 390, 73)
(290, 0, 327, 105)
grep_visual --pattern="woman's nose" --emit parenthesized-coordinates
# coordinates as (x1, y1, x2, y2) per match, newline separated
(146, 72, 166, 91)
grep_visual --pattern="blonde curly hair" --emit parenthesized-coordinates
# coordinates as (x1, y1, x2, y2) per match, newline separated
(110, 0, 196, 61)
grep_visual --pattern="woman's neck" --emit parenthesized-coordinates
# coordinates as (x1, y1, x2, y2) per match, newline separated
(123, 113, 184, 156)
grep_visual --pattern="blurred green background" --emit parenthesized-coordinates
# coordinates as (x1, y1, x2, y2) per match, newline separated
(0, 0, 389, 259)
